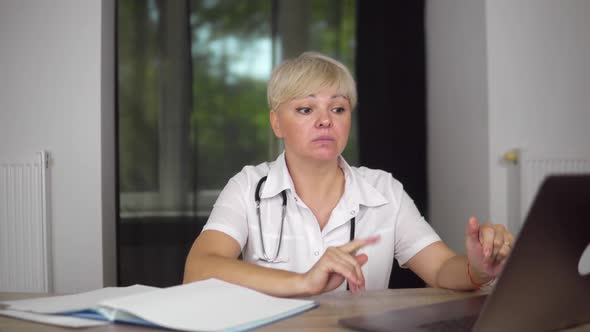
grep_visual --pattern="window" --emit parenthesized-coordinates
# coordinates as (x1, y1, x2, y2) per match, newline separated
(117, 0, 356, 286)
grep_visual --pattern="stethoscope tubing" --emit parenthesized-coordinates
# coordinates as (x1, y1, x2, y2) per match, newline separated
(255, 176, 287, 263)
(254, 175, 357, 289)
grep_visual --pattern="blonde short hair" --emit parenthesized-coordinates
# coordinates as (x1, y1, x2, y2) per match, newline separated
(267, 52, 357, 111)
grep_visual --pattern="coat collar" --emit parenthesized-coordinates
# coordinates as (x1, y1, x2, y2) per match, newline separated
(261, 152, 388, 208)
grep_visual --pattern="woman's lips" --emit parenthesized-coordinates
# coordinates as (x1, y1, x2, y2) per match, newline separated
(312, 135, 335, 143)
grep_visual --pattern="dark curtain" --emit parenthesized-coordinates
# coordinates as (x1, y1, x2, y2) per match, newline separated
(356, 1, 428, 288)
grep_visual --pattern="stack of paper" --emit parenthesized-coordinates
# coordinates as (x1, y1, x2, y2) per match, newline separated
(0, 279, 318, 331)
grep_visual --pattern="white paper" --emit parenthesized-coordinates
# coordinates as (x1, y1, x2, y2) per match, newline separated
(0, 285, 157, 314)
(0, 309, 109, 328)
(1, 280, 317, 332)
(100, 279, 317, 332)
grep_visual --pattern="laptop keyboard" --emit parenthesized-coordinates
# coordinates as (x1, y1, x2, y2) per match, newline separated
(418, 315, 478, 332)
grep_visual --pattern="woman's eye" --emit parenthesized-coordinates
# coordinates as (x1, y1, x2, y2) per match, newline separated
(296, 107, 312, 114)
(332, 107, 346, 113)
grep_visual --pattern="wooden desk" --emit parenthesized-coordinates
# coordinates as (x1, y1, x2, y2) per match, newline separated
(2, 289, 590, 331)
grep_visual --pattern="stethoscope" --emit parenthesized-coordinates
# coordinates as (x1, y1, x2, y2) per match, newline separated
(254, 176, 356, 264)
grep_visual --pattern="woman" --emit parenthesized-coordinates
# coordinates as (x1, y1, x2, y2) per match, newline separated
(183, 52, 513, 296)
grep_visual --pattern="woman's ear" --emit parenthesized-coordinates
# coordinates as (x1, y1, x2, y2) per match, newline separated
(270, 110, 283, 138)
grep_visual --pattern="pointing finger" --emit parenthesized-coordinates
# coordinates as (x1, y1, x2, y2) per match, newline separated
(467, 216, 480, 239)
(340, 235, 380, 254)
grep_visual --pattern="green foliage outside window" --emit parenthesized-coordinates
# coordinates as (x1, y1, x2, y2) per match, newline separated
(118, 0, 356, 198)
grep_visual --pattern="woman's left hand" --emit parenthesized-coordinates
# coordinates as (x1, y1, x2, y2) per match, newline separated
(465, 217, 514, 279)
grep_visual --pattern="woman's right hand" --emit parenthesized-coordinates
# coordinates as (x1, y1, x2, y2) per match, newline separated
(300, 236, 380, 295)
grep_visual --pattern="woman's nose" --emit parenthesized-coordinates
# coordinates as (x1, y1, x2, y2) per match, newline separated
(316, 110, 332, 128)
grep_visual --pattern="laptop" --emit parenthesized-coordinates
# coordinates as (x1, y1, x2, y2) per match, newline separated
(339, 175, 590, 332)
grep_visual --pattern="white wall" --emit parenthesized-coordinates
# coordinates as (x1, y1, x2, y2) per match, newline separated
(427, 0, 590, 251)
(426, 0, 490, 252)
(487, 0, 590, 229)
(0, 0, 116, 293)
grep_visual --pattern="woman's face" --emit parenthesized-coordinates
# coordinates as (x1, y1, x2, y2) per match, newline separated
(270, 85, 352, 163)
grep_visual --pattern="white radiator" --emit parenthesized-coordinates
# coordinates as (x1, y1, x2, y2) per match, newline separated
(0, 151, 52, 292)
(506, 149, 590, 233)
